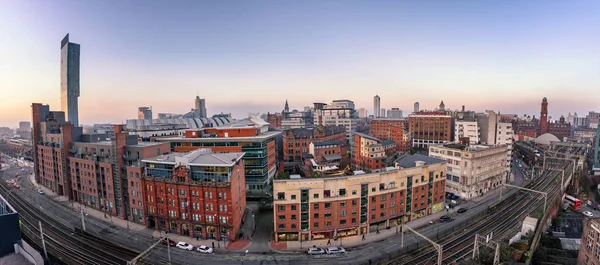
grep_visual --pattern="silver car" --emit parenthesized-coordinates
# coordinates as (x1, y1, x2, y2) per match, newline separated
(307, 247, 325, 255)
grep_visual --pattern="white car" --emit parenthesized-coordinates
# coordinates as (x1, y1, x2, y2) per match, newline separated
(176, 242, 194, 250)
(326, 246, 346, 254)
(37, 189, 44, 194)
(196, 245, 213, 254)
(583, 211, 594, 217)
(307, 247, 325, 255)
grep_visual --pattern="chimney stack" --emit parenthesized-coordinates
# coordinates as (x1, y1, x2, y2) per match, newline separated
(462, 105, 465, 112)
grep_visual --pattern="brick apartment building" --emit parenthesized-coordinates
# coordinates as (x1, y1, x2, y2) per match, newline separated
(352, 132, 386, 172)
(32, 103, 171, 224)
(282, 125, 346, 163)
(155, 117, 280, 193)
(142, 149, 246, 240)
(309, 140, 348, 166)
(273, 154, 446, 242)
(578, 218, 600, 265)
(267, 112, 283, 130)
(369, 118, 410, 152)
(408, 112, 453, 149)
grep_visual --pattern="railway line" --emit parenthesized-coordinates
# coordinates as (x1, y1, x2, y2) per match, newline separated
(387, 159, 573, 265)
(0, 181, 140, 265)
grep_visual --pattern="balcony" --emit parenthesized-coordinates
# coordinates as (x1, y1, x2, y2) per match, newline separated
(123, 155, 139, 161)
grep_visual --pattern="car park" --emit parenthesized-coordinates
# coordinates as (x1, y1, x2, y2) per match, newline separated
(457, 208, 468, 213)
(196, 245, 213, 254)
(307, 247, 325, 255)
(326, 246, 346, 254)
(175, 242, 194, 250)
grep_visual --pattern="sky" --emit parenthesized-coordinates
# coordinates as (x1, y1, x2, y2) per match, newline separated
(1, 0, 599, 127)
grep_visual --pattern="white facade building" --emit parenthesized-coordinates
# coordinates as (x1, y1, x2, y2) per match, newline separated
(387, 108, 403, 118)
(454, 120, 480, 144)
(429, 144, 508, 199)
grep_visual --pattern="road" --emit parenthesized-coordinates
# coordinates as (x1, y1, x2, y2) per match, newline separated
(0, 152, 521, 265)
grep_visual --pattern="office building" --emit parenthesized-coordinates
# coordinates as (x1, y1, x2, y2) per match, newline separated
(154, 117, 280, 193)
(282, 126, 346, 163)
(408, 112, 453, 148)
(138, 107, 152, 120)
(476, 110, 514, 176)
(273, 154, 446, 242)
(313, 100, 359, 138)
(454, 111, 479, 144)
(429, 144, 508, 199)
(358, 108, 367, 118)
(374, 95, 381, 118)
(142, 149, 246, 240)
(387, 108, 402, 119)
(282, 100, 314, 129)
(369, 118, 409, 152)
(60, 34, 81, 126)
(194, 96, 207, 119)
(124, 117, 232, 141)
(414, 102, 420, 113)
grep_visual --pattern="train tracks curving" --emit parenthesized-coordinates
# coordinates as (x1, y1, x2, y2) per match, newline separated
(387, 161, 572, 265)
(0, 181, 140, 265)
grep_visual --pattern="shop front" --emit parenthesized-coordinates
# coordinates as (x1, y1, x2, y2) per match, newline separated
(368, 220, 387, 233)
(336, 227, 359, 238)
(276, 232, 299, 242)
(311, 229, 334, 240)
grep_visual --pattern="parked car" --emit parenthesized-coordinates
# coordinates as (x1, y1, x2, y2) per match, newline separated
(326, 246, 346, 254)
(440, 215, 454, 222)
(176, 242, 194, 250)
(583, 211, 594, 217)
(37, 189, 44, 194)
(161, 238, 176, 247)
(457, 208, 467, 213)
(307, 247, 325, 255)
(196, 245, 213, 254)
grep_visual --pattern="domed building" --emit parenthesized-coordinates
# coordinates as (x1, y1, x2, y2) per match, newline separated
(534, 133, 560, 146)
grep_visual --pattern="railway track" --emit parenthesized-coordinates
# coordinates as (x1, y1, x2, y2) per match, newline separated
(387, 161, 572, 265)
(0, 181, 140, 265)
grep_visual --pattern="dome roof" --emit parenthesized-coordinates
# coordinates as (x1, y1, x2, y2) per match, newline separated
(534, 133, 560, 145)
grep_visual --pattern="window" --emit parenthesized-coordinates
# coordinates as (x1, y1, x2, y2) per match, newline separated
(314, 222, 319, 228)
(380, 194, 386, 201)
(325, 221, 331, 227)
(352, 200, 357, 206)
(278, 224, 285, 229)
(291, 215, 297, 220)
(340, 220, 347, 225)
(291, 195, 296, 200)
(352, 218, 357, 224)
(277, 192, 285, 200)
(325, 203, 331, 209)
(340, 201, 346, 207)
(291, 224, 297, 229)
(372, 187, 376, 192)
(340, 210, 347, 217)
(314, 193, 319, 199)
(352, 190, 357, 195)
(314, 213, 319, 219)
(339, 189, 346, 196)
(278, 205, 286, 212)
(325, 212, 332, 218)
(380, 204, 385, 209)
(314, 204, 319, 210)
(371, 197, 376, 203)
(391, 201, 396, 207)
(291, 205, 297, 211)
(278, 215, 286, 220)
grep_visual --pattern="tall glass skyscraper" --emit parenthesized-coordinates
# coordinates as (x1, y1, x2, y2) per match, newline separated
(60, 34, 81, 126)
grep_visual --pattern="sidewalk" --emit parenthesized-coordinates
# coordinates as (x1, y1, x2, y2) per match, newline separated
(273, 183, 511, 252)
(28, 173, 251, 251)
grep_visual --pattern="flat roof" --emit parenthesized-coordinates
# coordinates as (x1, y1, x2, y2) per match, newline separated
(142, 149, 244, 167)
(395, 154, 446, 168)
(353, 132, 380, 142)
(156, 130, 281, 143)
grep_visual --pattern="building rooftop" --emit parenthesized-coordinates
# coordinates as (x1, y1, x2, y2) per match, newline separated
(535, 133, 561, 145)
(353, 132, 380, 142)
(313, 140, 346, 147)
(381, 139, 396, 146)
(142, 148, 244, 167)
(217, 117, 268, 129)
(395, 154, 446, 169)
(156, 130, 281, 142)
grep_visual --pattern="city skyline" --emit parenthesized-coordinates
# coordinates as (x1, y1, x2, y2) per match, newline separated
(1, 0, 599, 126)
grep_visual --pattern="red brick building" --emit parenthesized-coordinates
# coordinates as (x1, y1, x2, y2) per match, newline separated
(273, 154, 446, 242)
(283, 125, 346, 163)
(142, 149, 246, 240)
(408, 112, 453, 149)
(369, 118, 409, 152)
(309, 140, 348, 166)
(352, 132, 385, 172)
(267, 112, 283, 130)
